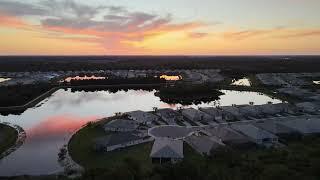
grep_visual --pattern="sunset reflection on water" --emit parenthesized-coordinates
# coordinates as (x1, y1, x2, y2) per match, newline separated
(0, 88, 281, 176)
(62, 75, 106, 83)
(27, 114, 99, 139)
(160, 75, 182, 81)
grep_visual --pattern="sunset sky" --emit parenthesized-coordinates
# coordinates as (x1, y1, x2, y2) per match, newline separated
(0, 0, 320, 55)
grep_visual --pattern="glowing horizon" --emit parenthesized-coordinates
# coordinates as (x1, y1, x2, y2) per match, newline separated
(0, 0, 320, 55)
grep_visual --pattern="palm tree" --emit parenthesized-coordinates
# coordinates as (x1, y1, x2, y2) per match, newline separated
(152, 107, 158, 112)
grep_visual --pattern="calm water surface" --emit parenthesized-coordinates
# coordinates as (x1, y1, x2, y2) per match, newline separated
(0, 88, 281, 176)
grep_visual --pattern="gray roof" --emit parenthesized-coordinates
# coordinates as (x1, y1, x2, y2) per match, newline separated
(156, 108, 180, 119)
(185, 135, 224, 154)
(126, 110, 158, 123)
(278, 118, 320, 134)
(295, 102, 319, 112)
(182, 108, 213, 119)
(199, 107, 223, 117)
(258, 103, 290, 114)
(206, 126, 250, 143)
(150, 138, 183, 158)
(253, 120, 295, 135)
(238, 105, 262, 117)
(231, 124, 278, 140)
(149, 126, 193, 139)
(95, 132, 142, 147)
(221, 106, 242, 117)
(104, 119, 138, 130)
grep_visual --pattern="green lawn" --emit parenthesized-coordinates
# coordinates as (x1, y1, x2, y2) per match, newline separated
(68, 122, 203, 172)
(0, 124, 17, 155)
(68, 123, 154, 172)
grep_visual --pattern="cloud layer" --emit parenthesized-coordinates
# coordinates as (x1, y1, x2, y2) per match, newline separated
(0, 0, 319, 55)
(0, 0, 207, 53)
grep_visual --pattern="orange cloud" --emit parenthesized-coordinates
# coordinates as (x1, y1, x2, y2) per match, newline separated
(0, 14, 27, 28)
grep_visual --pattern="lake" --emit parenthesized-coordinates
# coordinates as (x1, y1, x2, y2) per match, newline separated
(0, 88, 281, 176)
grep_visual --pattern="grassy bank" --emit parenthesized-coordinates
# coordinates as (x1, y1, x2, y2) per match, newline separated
(0, 124, 17, 155)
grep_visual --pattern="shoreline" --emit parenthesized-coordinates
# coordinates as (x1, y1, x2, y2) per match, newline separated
(0, 83, 163, 113)
(0, 82, 281, 114)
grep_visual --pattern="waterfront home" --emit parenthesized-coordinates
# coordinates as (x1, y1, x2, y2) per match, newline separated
(126, 110, 159, 125)
(156, 108, 182, 125)
(205, 126, 250, 145)
(277, 117, 320, 135)
(181, 108, 214, 123)
(94, 132, 152, 152)
(258, 103, 291, 115)
(238, 105, 263, 118)
(104, 119, 138, 132)
(150, 138, 184, 164)
(199, 107, 224, 122)
(220, 106, 242, 120)
(185, 135, 225, 155)
(231, 124, 278, 146)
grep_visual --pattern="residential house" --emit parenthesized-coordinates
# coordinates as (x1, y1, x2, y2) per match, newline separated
(206, 126, 250, 145)
(253, 120, 296, 135)
(185, 135, 225, 155)
(156, 108, 182, 125)
(199, 107, 224, 122)
(231, 124, 278, 146)
(104, 119, 138, 132)
(126, 110, 159, 125)
(277, 118, 320, 135)
(181, 108, 214, 123)
(95, 132, 152, 152)
(295, 102, 319, 113)
(150, 138, 184, 164)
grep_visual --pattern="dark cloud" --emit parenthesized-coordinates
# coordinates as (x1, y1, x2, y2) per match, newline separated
(41, 18, 100, 29)
(40, 0, 105, 19)
(39, 1, 173, 34)
(0, 0, 198, 35)
(0, 0, 45, 16)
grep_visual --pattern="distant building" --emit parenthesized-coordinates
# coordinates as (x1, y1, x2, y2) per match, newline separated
(104, 119, 138, 132)
(231, 124, 278, 146)
(150, 138, 184, 164)
(126, 110, 159, 125)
